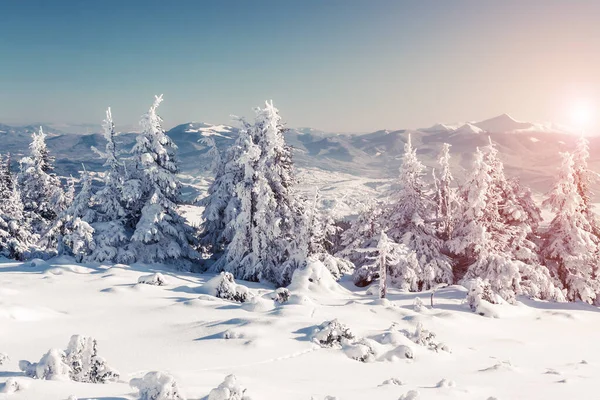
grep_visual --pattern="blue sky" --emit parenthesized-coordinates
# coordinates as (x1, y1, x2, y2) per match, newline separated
(1, 0, 600, 132)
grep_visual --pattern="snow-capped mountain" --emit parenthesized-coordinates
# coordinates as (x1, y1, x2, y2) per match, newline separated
(0, 115, 597, 195)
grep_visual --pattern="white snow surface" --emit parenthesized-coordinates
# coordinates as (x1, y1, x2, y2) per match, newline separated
(1, 259, 599, 399)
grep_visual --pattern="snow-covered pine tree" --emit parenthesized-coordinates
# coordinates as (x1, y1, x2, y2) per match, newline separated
(573, 135, 600, 237)
(338, 201, 385, 275)
(248, 101, 306, 286)
(88, 107, 130, 263)
(18, 127, 69, 236)
(54, 170, 96, 261)
(385, 134, 453, 290)
(126, 95, 198, 267)
(210, 102, 309, 286)
(542, 152, 599, 303)
(198, 122, 247, 256)
(0, 153, 34, 260)
(433, 143, 458, 241)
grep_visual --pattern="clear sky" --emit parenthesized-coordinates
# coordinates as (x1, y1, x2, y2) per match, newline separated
(1, 0, 600, 132)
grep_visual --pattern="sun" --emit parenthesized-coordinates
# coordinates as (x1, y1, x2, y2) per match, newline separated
(570, 101, 594, 129)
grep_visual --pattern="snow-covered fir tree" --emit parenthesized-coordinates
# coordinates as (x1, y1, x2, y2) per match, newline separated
(384, 134, 453, 290)
(88, 107, 130, 263)
(573, 135, 600, 237)
(542, 152, 599, 303)
(198, 122, 247, 256)
(55, 170, 96, 261)
(206, 101, 318, 286)
(450, 141, 560, 303)
(18, 127, 69, 235)
(337, 201, 385, 277)
(0, 154, 34, 260)
(433, 143, 459, 241)
(125, 95, 198, 266)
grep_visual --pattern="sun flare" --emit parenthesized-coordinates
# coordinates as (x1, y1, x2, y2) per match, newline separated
(570, 101, 595, 129)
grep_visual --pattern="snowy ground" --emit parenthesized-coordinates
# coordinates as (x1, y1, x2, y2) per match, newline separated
(1, 258, 599, 400)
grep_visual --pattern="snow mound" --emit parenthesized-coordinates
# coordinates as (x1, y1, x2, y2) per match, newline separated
(379, 377, 405, 386)
(0, 377, 24, 394)
(269, 287, 290, 304)
(288, 260, 349, 297)
(20, 348, 70, 381)
(138, 272, 168, 286)
(399, 390, 420, 400)
(0, 352, 8, 365)
(241, 296, 273, 312)
(200, 272, 252, 303)
(436, 378, 456, 388)
(208, 374, 252, 400)
(130, 371, 186, 400)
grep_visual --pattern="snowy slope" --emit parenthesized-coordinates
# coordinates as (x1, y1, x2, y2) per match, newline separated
(1, 258, 599, 400)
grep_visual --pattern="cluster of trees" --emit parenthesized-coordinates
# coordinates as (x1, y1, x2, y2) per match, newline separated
(340, 134, 599, 304)
(1, 97, 598, 304)
(0, 95, 197, 267)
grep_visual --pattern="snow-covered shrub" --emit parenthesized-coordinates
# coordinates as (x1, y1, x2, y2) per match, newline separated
(203, 272, 251, 303)
(207, 374, 252, 400)
(311, 319, 355, 348)
(0, 352, 8, 365)
(467, 278, 500, 313)
(343, 338, 377, 363)
(436, 378, 456, 388)
(316, 253, 353, 281)
(413, 297, 424, 312)
(138, 272, 167, 286)
(271, 287, 290, 304)
(0, 378, 22, 394)
(64, 335, 119, 383)
(19, 336, 118, 383)
(19, 349, 70, 380)
(403, 322, 449, 353)
(130, 371, 186, 400)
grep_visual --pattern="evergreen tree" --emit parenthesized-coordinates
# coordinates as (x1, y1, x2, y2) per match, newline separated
(433, 143, 459, 241)
(18, 127, 69, 235)
(126, 95, 198, 266)
(88, 107, 130, 263)
(542, 152, 599, 303)
(385, 134, 453, 289)
(572, 135, 600, 236)
(0, 154, 33, 260)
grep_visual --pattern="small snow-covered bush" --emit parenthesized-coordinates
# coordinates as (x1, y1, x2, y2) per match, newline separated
(317, 253, 353, 281)
(19, 335, 118, 383)
(138, 272, 167, 286)
(0, 352, 8, 365)
(380, 377, 405, 386)
(436, 378, 456, 388)
(203, 272, 251, 303)
(20, 349, 70, 380)
(130, 371, 185, 400)
(311, 319, 355, 348)
(65, 335, 119, 383)
(413, 297, 424, 312)
(403, 322, 449, 353)
(0, 378, 23, 394)
(466, 278, 500, 316)
(207, 374, 252, 400)
(271, 287, 290, 304)
(343, 338, 377, 363)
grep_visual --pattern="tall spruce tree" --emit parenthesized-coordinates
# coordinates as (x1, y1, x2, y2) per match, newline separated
(542, 152, 599, 303)
(385, 134, 453, 290)
(18, 127, 69, 236)
(125, 95, 198, 266)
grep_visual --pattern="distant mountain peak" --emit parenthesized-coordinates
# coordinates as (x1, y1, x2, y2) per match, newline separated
(475, 114, 533, 133)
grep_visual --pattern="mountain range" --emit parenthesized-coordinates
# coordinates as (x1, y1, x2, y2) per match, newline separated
(1, 114, 598, 199)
